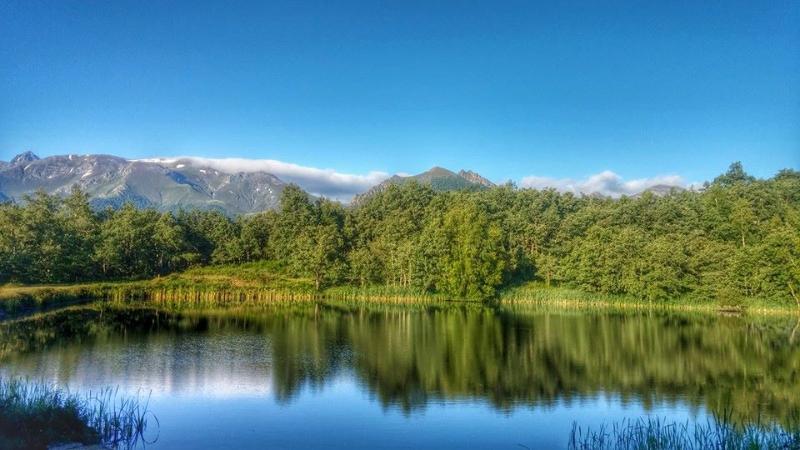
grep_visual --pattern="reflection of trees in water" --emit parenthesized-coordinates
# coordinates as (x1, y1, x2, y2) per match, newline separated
(339, 307, 800, 424)
(1, 304, 798, 425)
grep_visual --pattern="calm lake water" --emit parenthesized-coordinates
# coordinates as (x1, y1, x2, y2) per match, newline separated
(1, 302, 798, 449)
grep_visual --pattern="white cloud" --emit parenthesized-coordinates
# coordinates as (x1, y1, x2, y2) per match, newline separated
(520, 170, 689, 197)
(134, 156, 694, 201)
(137, 157, 390, 202)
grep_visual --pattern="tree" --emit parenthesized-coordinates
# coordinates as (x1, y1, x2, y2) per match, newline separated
(535, 252, 557, 287)
(297, 223, 345, 290)
(712, 161, 755, 187)
(438, 198, 507, 300)
(639, 235, 692, 302)
(271, 185, 314, 264)
(20, 191, 65, 282)
(758, 217, 800, 309)
(347, 245, 382, 287)
(95, 204, 159, 278)
(240, 212, 275, 262)
(730, 198, 756, 248)
(59, 186, 98, 281)
(0, 203, 26, 282)
(153, 213, 196, 274)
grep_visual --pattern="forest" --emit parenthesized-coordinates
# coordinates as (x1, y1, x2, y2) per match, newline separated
(0, 163, 798, 306)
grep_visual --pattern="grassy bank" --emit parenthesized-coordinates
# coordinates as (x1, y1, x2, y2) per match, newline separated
(0, 377, 152, 450)
(0, 283, 127, 318)
(2, 263, 798, 317)
(499, 282, 799, 316)
(0, 262, 458, 315)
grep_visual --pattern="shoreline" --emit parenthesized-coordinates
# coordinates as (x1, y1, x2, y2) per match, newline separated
(2, 278, 798, 319)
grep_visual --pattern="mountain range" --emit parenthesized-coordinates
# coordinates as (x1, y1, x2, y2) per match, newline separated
(0, 152, 681, 215)
(0, 152, 499, 214)
(0, 152, 285, 215)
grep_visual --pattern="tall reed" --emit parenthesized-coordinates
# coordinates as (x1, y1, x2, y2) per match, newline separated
(0, 377, 155, 450)
(567, 415, 800, 450)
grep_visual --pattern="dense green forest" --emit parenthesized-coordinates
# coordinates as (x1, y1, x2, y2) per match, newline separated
(1, 163, 798, 306)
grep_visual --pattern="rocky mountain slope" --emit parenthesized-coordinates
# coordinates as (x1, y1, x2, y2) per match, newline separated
(0, 152, 286, 215)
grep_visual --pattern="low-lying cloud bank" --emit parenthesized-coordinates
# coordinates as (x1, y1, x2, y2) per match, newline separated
(520, 170, 690, 197)
(140, 156, 693, 201)
(141, 157, 390, 201)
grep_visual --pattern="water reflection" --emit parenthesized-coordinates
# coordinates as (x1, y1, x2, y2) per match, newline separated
(1, 303, 798, 425)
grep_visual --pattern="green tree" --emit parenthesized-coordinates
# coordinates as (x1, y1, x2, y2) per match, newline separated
(20, 191, 65, 282)
(153, 213, 196, 274)
(59, 186, 99, 281)
(712, 161, 755, 187)
(438, 198, 507, 300)
(297, 223, 345, 290)
(0, 203, 26, 282)
(95, 204, 159, 278)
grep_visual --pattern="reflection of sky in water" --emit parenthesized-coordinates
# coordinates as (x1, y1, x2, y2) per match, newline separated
(0, 318, 710, 450)
(144, 378, 703, 450)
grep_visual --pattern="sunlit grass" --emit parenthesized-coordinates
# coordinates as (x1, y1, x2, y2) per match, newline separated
(2, 266, 796, 317)
(322, 284, 452, 303)
(500, 281, 797, 315)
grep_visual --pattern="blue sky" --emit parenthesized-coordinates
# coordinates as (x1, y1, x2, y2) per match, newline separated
(1, 0, 798, 196)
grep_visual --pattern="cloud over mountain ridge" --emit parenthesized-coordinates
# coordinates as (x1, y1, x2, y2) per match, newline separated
(520, 170, 691, 197)
(139, 157, 390, 201)
(1, 152, 695, 211)
(142, 156, 692, 200)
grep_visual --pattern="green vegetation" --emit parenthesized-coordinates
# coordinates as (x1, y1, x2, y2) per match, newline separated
(0, 377, 152, 450)
(0, 262, 319, 317)
(1, 163, 798, 307)
(567, 416, 800, 450)
(499, 281, 792, 313)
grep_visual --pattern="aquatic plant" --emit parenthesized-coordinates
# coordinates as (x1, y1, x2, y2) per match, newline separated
(0, 377, 155, 450)
(567, 415, 800, 450)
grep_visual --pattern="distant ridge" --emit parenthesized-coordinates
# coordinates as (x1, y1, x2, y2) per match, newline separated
(0, 152, 288, 215)
(632, 184, 687, 198)
(353, 166, 495, 203)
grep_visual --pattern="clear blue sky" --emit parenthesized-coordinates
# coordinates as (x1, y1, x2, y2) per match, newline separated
(1, 0, 798, 184)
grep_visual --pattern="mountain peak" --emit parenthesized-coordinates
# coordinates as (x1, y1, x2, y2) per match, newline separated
(10, 151, 40, 165)
(420, 166, 457, 179)
(353, 166, 493, 204)
(427, 166, 453, 174)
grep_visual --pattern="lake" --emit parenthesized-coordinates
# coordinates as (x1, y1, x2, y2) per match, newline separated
(1, 302, 798, 449)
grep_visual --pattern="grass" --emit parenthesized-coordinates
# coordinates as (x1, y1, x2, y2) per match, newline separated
(499, 281, 799, 316)
(0, 262, 455, 314)
(567, 416, 800, 450)
(0, 377, 154, 450)
(2, 265, 798, 317)
(0, 282, 124, 318)
(0, 262, 318, 316)
(322, 284, 453, 303)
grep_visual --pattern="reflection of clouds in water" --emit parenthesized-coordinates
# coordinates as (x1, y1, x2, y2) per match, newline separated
(1, 334, 275, 399)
